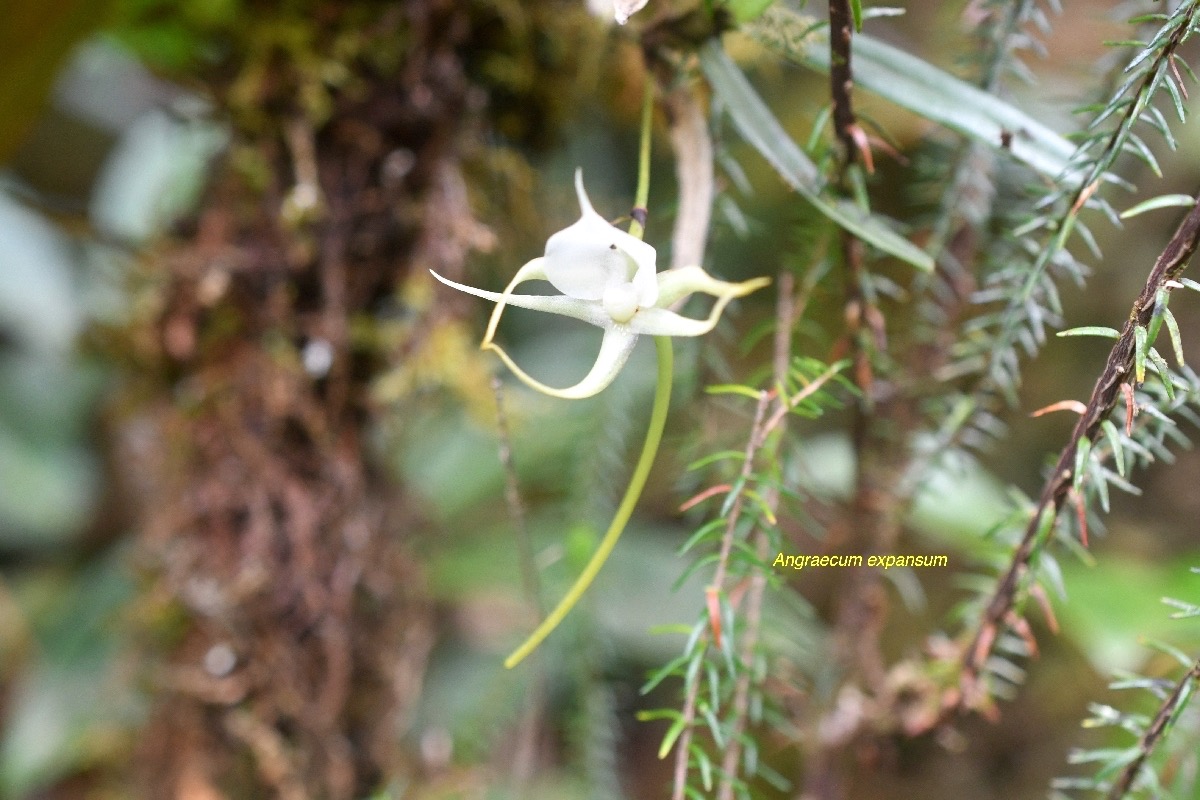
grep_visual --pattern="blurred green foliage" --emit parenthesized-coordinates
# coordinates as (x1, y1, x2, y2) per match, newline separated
(0, 553, 135, 797)
(2, 0, 1200, 798)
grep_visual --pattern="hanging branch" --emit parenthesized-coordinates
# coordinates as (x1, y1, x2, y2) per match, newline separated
(667, 345, 846, 799)
(828, 0, 859, 167)
(670, 390, 769, 800)
(713, 272, 796, 800)
(961, 194, 1200, 700)
(826, 0, 898, 701)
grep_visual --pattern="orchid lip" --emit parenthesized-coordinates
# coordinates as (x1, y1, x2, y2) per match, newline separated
(542, 170, 658, 307)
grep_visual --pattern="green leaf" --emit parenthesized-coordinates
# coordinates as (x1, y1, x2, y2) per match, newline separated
(1056, 326, 1120, 339)
(1163, 596, 1200, 618)
(690, 743, 714, 791)
(1143, 638, 1194, 670)
(699, 42, 934, 271)
(862, 7, 905, 22)
(849, 0, 862, 31)
(1073, 436, 1091, 495)
(746, 6, 1076, 178)
(1039, 552, 1067, 601)
(657, 713, 688, 759)
(1163, 71, 1187, 121)
(1121, 134, 1161, 177)
(1093, 457, 1110, 513)
(1119, 193, 1195, 219)
(1147, 348, 1175, 400)
(701, 702, 724, 747)
(757, 760, 793, 791)
(1134, 324, 1148, 383)
(1147, 289, 1168, 345)
(686, 450, 746, 471)
(1164, 307, 1186, 366)
(641, 654, 691, 694)
(679, 519, 726, 555)
(705, 383, 762, 399)
(1101, 420, 1125, 477)
(727, 0, 775, 24)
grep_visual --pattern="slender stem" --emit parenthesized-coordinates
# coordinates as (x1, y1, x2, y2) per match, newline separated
(629, 78, 654, 240)
(673, 358, 844, 800)
(505, 337, 673, 668)
(493, 375, 541, 616)
(716, 287, 792, 800)
(505, 77, 671, 668)
(674, 391, 769, 800)
(828, 0, 857, 166)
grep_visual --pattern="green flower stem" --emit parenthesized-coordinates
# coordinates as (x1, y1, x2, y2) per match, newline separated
(628, 79, 654, 240)
(504, 336, 673, 668)
(505, 77, 675, 668)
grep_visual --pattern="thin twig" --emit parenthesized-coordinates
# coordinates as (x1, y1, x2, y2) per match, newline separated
(671, 388, 772, 799)
(492, 375, 541, 616)
(910, 3, 1198, 511)
(713, 393, 773, 590)
(962, 195, 1200, 696)
(671, 363, 844, 799)
(827, 0, 858, 168)
(1107, 661, 1200, 800)
(674, 305, 845, 800)
(716, 271, 796, 800)
(670, 671, 701, 800)
(821, 11, 899, 786)
(491, 375, 547, 786)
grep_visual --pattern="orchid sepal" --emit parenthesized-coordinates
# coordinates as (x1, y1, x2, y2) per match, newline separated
(429, 267, 608, 328)
(484, 329, 639, 400)
(655, 265, 768, 308)
(431, 264, 769, 397)
(484, 257, 550, 343)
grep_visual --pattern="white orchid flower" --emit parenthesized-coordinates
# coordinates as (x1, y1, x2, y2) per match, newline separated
(586, 0, 649, 25)
(431, 169, 769, 398)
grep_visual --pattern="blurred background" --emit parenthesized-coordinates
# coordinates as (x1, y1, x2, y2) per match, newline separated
(3, 1, 1200, 798)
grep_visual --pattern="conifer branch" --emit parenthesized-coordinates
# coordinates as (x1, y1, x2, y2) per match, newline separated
(1107, 660, 1200, 800)
(962, 194, 1200, 698)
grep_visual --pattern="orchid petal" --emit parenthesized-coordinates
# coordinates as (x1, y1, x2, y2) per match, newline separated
(543, 170, 659, 306)
(484, 257, 550, 344)
(631, 274, 772, 337)
(654, 266, 769, 308)
(614, 0, 649, 25)
(627, 302, 730, 337)
(429, 269, 609, 328)
(484, 327, 639, 399)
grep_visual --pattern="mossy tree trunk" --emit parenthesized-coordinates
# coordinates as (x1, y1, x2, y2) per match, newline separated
(113, 2, 591, 795)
